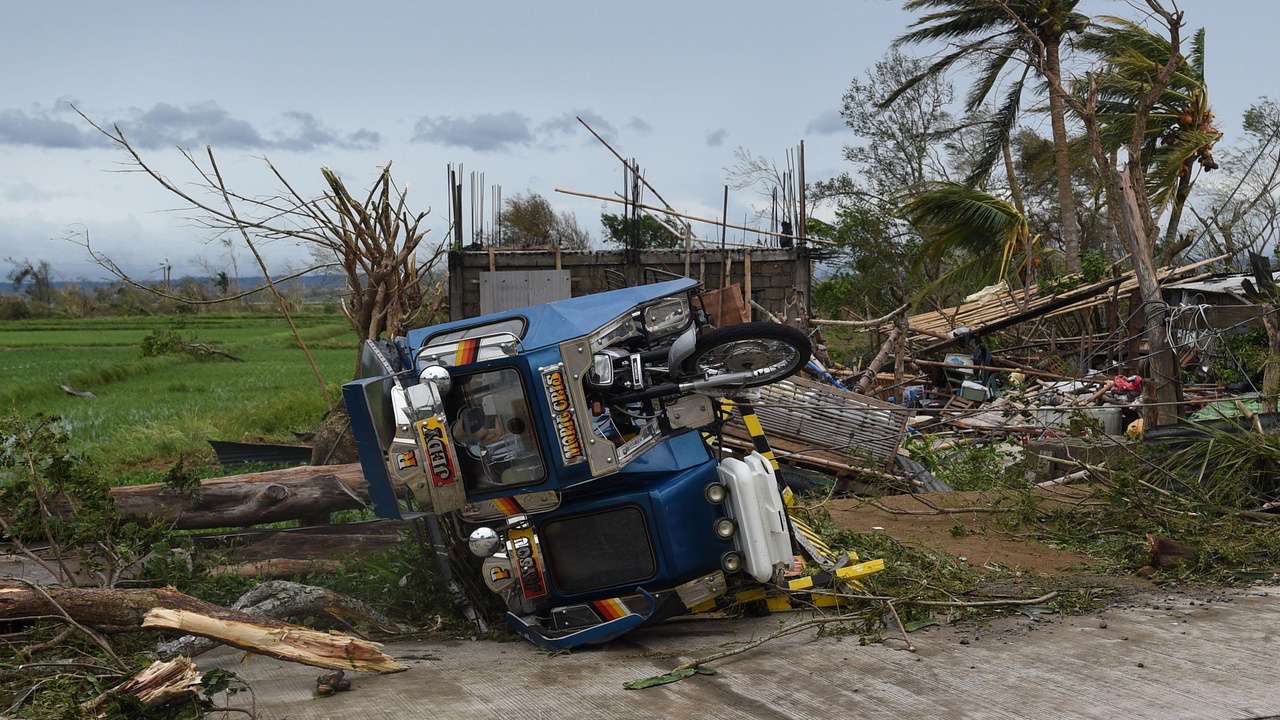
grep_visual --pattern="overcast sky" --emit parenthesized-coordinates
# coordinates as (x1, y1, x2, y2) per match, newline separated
(0, 0, 1273, 282)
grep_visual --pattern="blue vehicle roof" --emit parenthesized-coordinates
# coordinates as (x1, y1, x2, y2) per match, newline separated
(406, 277, 698, 351)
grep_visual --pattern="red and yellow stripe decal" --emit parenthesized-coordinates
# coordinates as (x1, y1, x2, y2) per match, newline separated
(454, 338, 480, 365)
(492, 497, 522, 517)
(591, 598, 632, 621)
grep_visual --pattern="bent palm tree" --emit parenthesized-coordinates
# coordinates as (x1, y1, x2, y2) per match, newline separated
(884, 0, 1089, 272)
(900, 183, 1034, 301)
(1079, 19, 1220, 259)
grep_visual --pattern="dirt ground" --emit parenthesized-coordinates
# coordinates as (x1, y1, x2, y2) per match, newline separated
(824, 487, 1096, 575)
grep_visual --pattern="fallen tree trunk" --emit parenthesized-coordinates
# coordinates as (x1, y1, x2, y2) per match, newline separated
(109, 463, 399, 530)
(156, 580, 404, 659)
(0, 583, 403, 673)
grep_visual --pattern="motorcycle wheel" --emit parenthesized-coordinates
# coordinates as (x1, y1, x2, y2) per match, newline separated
(681, 322, 811, 388)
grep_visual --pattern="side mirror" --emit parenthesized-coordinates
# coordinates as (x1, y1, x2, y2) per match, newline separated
(468, 527, 501, 557)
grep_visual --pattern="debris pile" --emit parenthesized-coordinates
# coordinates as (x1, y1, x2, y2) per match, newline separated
(801, 255, 1279, 472)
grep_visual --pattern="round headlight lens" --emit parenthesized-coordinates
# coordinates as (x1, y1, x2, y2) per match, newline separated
(704, 482, 727, 503)
(713, 518, 737, 539)
(721, 551, 743, 573)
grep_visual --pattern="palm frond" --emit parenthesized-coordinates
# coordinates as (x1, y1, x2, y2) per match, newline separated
(879, 40, 980, 108)
(899, 7, 1010, 43)
(1190, 28, 1206, 79)
(964, 66, 1029, 187)
(1147, 128, 1224, 204)
(964, 39, 1018, 112)
(900, 183, 1028, 262)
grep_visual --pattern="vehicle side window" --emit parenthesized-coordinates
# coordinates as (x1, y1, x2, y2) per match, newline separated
(444, 368, 546, 491)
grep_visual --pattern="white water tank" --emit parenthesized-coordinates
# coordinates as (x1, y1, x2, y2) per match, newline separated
(717, 452, 792, 584)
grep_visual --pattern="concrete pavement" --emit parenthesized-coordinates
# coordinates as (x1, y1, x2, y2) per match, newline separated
(205, 586, 1280, 719)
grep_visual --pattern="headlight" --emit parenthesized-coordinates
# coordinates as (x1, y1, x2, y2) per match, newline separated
(642, 296, 690, 336)
(589, 353, 614, 386)
(713, 518, 737, 538)
(721, 551, 743, 573)
(704, 482, 727, 503)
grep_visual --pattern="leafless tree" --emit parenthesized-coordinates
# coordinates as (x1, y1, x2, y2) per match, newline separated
(1187, 99, 1280, 268)
(73, 109, 448, 387)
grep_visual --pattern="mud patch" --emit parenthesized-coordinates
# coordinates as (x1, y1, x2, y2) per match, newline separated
(825, 488, 1093, 575)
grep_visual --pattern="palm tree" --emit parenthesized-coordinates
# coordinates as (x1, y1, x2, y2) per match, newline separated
(883, 0, 1089, 273)
(899, 182, 1035, 300)
(1079, 19, 1220, 260)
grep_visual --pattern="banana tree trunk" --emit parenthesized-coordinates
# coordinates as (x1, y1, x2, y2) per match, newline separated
(1045, 40, 1082, 274)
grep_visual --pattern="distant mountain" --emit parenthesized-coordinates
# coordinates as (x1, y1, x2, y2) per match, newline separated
(2, 274, 352, 296)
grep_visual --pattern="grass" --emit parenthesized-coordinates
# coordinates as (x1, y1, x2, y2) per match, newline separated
(0, 313, 357, 475)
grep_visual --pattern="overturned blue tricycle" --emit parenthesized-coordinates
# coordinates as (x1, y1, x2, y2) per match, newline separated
(343, 278, 812, 649)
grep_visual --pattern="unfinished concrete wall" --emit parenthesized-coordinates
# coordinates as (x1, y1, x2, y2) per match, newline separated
(447, 248, 811, 321)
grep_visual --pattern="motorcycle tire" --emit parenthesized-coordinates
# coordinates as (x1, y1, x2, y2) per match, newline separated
(681, 321, 811, 388)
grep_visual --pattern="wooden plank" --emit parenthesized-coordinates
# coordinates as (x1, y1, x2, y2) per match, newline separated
(702, 284, 749, 326)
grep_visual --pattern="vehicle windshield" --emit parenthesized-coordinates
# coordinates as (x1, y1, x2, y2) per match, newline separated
(444, 368, 546, 491)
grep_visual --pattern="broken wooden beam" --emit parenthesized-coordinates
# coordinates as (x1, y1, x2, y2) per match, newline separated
(143, 608, 402, 673)
(911, 358, 1077, 382)
(855, 328, 899, 392)
(82, 657, 203, 714)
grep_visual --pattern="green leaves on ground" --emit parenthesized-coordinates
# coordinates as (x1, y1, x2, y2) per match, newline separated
(624, 665, 717, 690)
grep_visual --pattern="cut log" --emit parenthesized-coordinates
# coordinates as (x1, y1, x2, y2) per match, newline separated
(109, 463, 401, 530)
(0, 583, 403, 673)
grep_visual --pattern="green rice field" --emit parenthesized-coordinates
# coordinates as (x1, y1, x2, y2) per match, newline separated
(0, 314, 358, 476)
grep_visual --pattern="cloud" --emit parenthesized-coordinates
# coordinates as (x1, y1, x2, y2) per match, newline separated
(540, 109, 616, 140)
(271, 111, 380, 151)
(412, 108, 626, 152)
(705, 128, 728, 147)
(0, 102, 107, 149)
(627, 116, 653, 135)
(412, 111, 534, 152)
(805, 108, 845, 136)
(0, 101, 381, 151)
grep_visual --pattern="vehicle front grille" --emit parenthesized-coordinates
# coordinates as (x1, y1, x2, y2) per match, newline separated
(541, 506, 655, 594)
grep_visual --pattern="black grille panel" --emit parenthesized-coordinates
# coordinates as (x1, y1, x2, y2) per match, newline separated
(541, 506, 655, 594)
